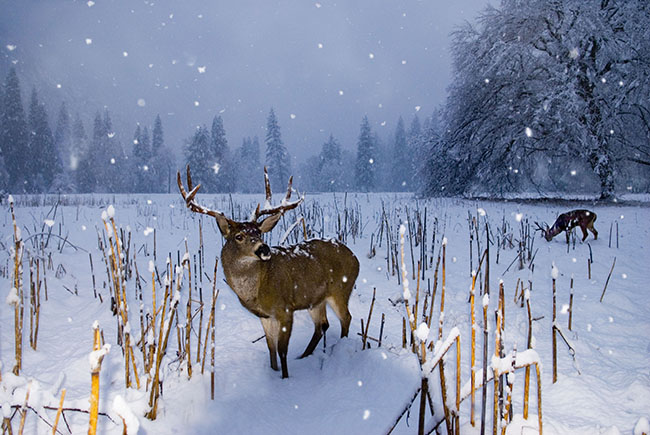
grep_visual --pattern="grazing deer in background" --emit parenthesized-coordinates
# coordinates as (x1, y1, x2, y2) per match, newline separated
(535, 209, 598, 243)
(178, 166, 359, 378)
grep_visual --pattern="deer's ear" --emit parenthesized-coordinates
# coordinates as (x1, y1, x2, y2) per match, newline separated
(259, 213, 283, 234)
(215, 214, 234, 237)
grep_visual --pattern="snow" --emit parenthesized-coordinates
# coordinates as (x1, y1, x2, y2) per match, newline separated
(1, 193, 648, 434)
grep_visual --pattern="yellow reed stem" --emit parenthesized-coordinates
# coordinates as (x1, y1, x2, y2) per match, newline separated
(52, 388, 66, 435)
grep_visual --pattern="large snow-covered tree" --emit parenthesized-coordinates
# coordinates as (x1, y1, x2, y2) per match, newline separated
(265, 108, 291, 190)
(354, 116, 376, 192)
(0, 68, 28, 193)
(423, 0, 650, 199)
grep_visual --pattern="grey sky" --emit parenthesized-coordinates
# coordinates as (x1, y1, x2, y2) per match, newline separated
(0, 0, 489, 164)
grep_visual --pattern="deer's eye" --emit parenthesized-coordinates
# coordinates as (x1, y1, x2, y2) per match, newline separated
(235, 234, 244, 242)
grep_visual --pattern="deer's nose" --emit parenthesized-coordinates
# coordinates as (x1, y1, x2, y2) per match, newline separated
(255, 244, 271, 261)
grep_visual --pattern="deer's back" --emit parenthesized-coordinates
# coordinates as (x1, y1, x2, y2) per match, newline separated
(260, 239, 359, 312)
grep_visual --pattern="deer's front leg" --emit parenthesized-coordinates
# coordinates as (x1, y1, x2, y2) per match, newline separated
(277, 315, 294, 379)
(260, 317, 279, 371)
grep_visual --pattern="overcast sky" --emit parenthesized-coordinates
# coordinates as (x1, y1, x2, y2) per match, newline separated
(0, 0, 489, 164)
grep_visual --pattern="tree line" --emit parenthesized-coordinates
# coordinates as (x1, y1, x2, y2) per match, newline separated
(0, 67, 429, 195)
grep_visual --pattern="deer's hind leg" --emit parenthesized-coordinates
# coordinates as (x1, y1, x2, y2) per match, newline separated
(299, 301, 329, 359)
(326, 294, 352, 338)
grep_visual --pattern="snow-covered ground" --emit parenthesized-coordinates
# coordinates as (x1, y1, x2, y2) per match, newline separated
(1, 193, 649, 434)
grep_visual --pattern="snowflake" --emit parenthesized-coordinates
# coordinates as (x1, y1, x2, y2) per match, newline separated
(6, 45, 16, 51)
(85, 38, 93, 45)
(137, 99, 146, 107)
(198, 66, 206, 73)
(525, 127, 533, 137)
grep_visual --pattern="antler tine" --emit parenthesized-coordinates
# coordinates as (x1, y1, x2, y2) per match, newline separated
(252, 169, 303, 221)
(177, 165, 224, 220)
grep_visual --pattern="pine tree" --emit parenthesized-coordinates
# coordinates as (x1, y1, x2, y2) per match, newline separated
(102, 111, 126, 193)
(390, 117, 410, 191)
(210, 115, 233, 192)
(150, 114, 174, 193)
(318, 134, 343, 192)
(0, 68, 28, 192)
(131, 124, 153, 192)
(354, 116, 376, 192)
(54, 102, 72, 171)
(265, 108, 291, 189)
(28, 88, 60, 192)
(184, 126, 214, 192)
(70, 113, 87, 192)
(236, 136, 262, 193)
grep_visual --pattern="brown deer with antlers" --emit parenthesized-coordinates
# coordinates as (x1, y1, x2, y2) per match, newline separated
(535, 209, 598, 243)
(178, 166, 359, 378)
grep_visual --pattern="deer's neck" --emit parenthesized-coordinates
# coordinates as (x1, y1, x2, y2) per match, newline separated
(222, 251, 264, 309)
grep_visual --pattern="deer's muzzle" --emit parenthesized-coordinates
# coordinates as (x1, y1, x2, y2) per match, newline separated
(255, 244, 272, 261)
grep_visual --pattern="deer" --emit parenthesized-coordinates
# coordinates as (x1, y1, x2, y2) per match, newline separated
(535, 209, 598, 243)
(178, 165, 359, 378)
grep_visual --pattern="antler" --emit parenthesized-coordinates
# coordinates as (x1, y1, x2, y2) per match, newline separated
(533, 221, 548, 234)
(252, 167, 303, 221)
(177, 165, 225, 220)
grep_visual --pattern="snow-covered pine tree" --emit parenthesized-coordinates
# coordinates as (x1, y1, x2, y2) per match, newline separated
(265, 108, 291, 190)
(210, 115, 234, 192)
(184, 126, 214, 192)
(390, 116, 410, 191)
(150, 114, 174, 193)
(0, 68, 28, 193)
(132, 124, 153, 192)
(318, 134, 343, 192)
(28, 88, 60, 192)
(354, 116, 376, 192)
(236, 136, 262, 193)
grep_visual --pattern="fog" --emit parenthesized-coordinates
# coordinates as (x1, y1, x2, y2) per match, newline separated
(0, 0, 488, 164)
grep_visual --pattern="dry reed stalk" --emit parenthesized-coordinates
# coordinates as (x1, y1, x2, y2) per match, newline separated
(17, 382, 31, 435)
(552, 277, 557, 384)
(105, 215, 141, 390)
(201, 259, 219, 373)
(535, 363, 543, 434)
(52, 388, 66, 435)
(89, 323, 109, 435)
(182, 242, 193, 379)
(362, 288, 377, 350)
(438, 242, 453, 435)
(521, 288, 533, 420)
(34, 259, 41, 350)
(146, 265, 183, 420)
(493, 297, 503, 435)
(470, 270, 478, 427)
(588, 258, 591, 280)
(10, 198, 24, 376)
(568, 276, 574, 331)
(210, 288, 218, 401)
(599, 257, 617, 303)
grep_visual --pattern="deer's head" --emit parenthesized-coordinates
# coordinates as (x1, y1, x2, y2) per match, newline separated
(177, 165, 302, 262)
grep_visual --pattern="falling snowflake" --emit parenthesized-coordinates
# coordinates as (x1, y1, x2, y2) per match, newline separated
(369, 158, 374, 164)
(315, 3, 322, 8)
(87, 0, 95, 6)
(6, 45, 16, 51)
(137, 99, 146, 107)
(290, 114, 296, 119)
(484, 78, 490, 84)
(525, 127, 533, 137)
(198, 66, 206, 73)
(123, 51, 128, 57)
(56, 84, 62, 89)
(317, 43, 323, 49)
(110, 158, 116, 164)
(569, 48, 579, 59)
(108, 132, 115, 138)
(85, 38, 93, 45)
(194, 101, 200, 107)
(368, 53, 375, 59)
(401, 60, 407, 65)
(338, 90, 344, 96)
(143, 165, 149, 171)
(212, 163, 221, 174)
(415, 106, 421, 112)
